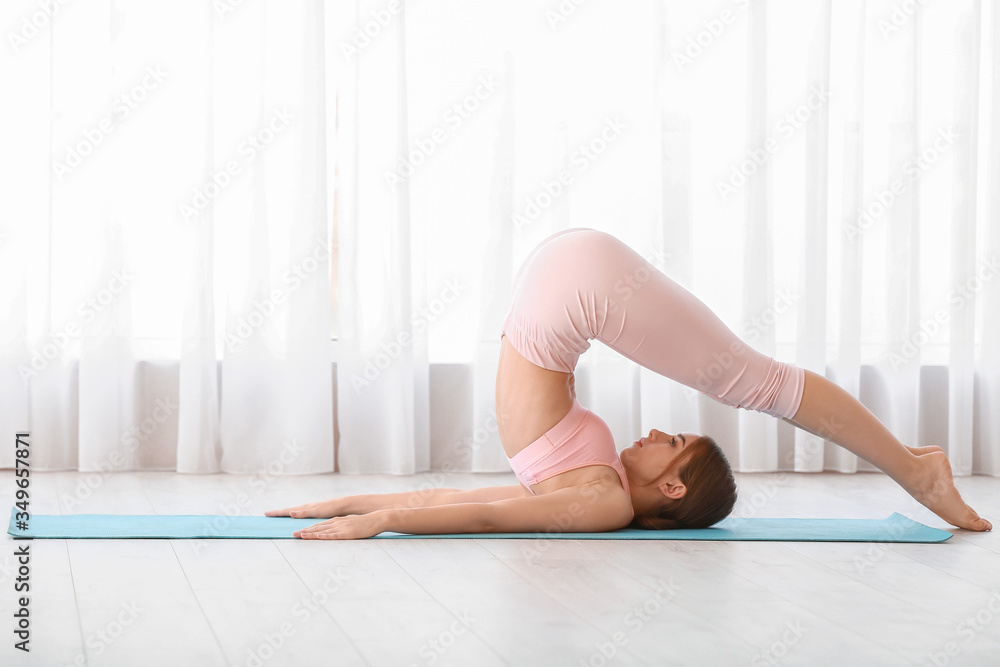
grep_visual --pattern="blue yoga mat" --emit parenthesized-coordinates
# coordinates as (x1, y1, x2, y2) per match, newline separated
(7, 508, 951, 542)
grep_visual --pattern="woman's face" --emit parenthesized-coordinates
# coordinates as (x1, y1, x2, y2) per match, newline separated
(620, 428, 699, 485)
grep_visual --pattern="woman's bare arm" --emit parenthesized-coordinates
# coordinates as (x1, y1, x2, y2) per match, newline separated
(265, 484, 530, 519)
(293, 483, 634, 539)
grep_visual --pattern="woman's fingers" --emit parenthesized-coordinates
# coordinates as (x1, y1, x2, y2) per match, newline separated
(294, 518, 342, 539)
(265, 503, 319, 517)
(264, 507, 296, 517)
(292, 515, 381, 540)
(288, 506, 318, 517)
(266, 499, 344, 519)
(294, 517, 331, 533)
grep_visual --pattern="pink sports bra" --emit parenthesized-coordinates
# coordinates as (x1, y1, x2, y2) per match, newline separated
(506, 399, 631, 496)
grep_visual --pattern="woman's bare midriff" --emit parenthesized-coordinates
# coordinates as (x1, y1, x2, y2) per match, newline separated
(496, 335, 623, 494)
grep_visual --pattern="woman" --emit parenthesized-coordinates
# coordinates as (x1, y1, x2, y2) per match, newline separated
(268, 228, 991, 538)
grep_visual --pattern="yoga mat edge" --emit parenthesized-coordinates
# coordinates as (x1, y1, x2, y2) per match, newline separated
(7, 508, 953, 542)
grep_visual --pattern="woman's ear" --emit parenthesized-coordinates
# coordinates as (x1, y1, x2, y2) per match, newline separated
(657, 476, 687, 500)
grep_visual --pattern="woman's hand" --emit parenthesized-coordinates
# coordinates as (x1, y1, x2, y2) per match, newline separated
(265, 498, 347, 519)
(294, 512, 389, 540)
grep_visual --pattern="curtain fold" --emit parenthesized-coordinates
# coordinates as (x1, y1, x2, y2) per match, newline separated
(738, 0, 779, 471)
(947, 1, 981, 476)
(1, 0, 997, 477)
(795, 0, 832, 473)
(830, 1, 867, 475)
(470, 48, 517, 474)
(977, 0, 1000, 475)
(330, 0, 429, 474)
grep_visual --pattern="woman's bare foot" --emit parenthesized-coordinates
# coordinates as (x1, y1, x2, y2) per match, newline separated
(902, 450, 992, 532)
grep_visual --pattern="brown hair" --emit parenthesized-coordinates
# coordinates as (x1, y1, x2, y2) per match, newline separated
(630, 435, 737, 530)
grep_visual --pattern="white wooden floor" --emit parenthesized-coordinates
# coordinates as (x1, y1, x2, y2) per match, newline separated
(1, 470, 999, 667)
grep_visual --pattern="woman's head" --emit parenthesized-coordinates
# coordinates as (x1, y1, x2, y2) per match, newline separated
(620, 429, 736, 530)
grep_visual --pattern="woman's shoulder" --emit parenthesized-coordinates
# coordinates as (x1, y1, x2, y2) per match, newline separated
(552, 473, 635, 529)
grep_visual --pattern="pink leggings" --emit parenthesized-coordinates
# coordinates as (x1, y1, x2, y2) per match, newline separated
(501, 228, 804, 419)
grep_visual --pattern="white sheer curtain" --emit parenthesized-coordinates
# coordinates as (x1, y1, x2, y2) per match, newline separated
(2, 0, 998, 478)
(1, 0, 333, 473)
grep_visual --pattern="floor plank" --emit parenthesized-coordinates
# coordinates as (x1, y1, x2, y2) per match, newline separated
(479, 538, 759, 665)
(53, 472, 228, 667)
(379, 538, 650, 666)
